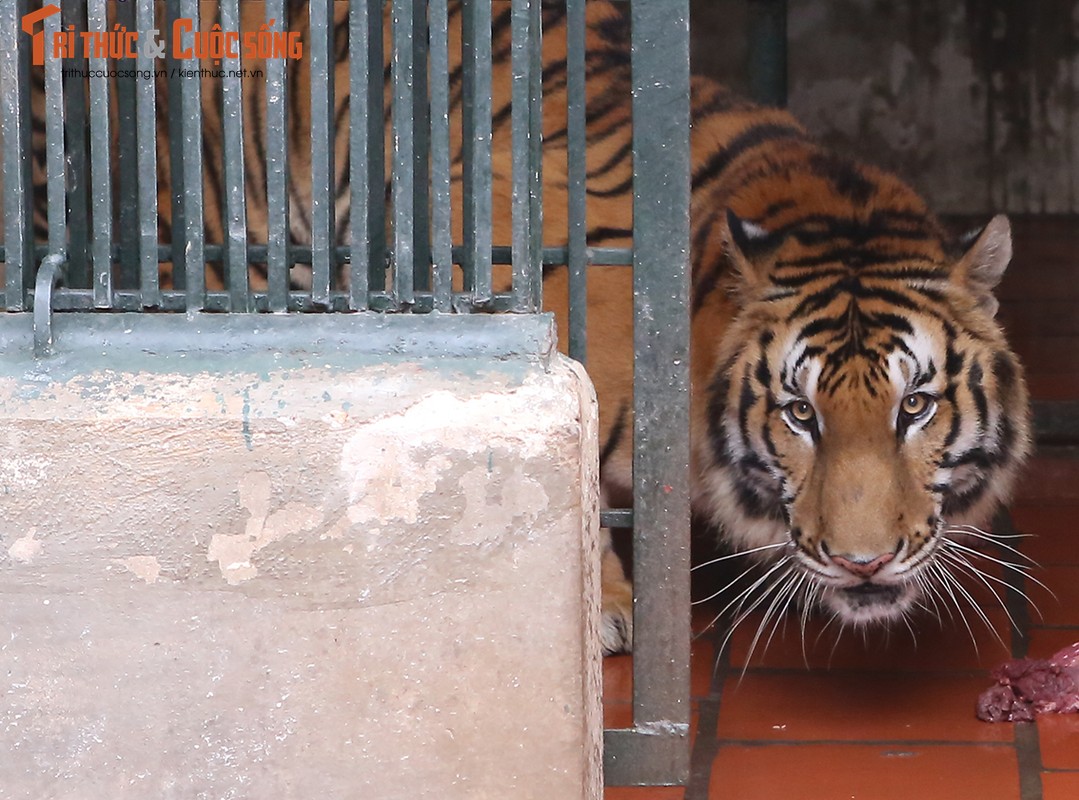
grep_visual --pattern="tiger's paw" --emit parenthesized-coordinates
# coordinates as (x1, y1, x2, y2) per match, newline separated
(601, 588, 633, 655)
(600, 548, 633, 655)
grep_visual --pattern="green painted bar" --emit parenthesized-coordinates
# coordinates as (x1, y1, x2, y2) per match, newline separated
(526, 0, 543, 312)
(218, 0, 250, 312)
(43, 288, 528, 316)
(565, 0, 588, 358)
(164, 0, 187, 290)
(460, 0, 493, 304)
(114, 0, 139, 289)
(747, 0, 788, 107)
(87, 0, 113, 308)
(410, 0, 431, 293)
(606, 0, 693, 787)
(348, 0, 384, 310)
(265, 0, 290, 312)
(309, 0, 336, 307)
(391, 0, 416, 306)
(61, 0, 89, 290)
(43, 9, 66, 261)
(428, 0, 453, 312)
(178, 0, 205, 311)
(510, 0, 541, 312)
(0, 0, 31, 310)
(135, 0, 160, 307)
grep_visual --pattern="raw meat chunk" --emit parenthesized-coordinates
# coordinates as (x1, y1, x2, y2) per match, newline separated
(978, 642, 1079, 722)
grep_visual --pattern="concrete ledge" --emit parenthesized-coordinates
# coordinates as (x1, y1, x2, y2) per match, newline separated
(0, 313, 601, 800)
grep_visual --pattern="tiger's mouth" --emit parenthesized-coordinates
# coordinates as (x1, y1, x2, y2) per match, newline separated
(825, 581, 917, 623)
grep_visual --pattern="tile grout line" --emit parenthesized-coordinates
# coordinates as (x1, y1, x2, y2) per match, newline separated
(997, 508, 1044, 800)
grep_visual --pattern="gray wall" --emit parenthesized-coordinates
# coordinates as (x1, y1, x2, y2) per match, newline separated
(692, 0, 1079, 215)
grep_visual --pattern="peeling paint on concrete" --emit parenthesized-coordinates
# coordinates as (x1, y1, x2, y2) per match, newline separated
(8, 528, 41, 563)
(0, 319, 600, 798)
(0, 455, 50, 490)
(207, 472, 324, 584)
(119, 555, 161, 584)
(457, 464, 550, 547)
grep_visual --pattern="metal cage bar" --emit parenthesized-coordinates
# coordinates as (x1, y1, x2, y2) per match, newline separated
(309, 0, 336, 307)
(43, 8, 66, 261)
(219, 0, 250, 311)
(390, 0, 417, 307)
(1, 0, 32, 311)
(114, 0, 139, 289)
(265, 0, 290, 312)
(348, 0, 384, 310)
(747, 0, 788, 107)
(179, 0, 206, 311)
(164, 0, 187, 290)
(565, 0, 587, 359)
(135, 0, 160, 307)
(510, 0, 543, 313)
(87, 0, 113, 308)
(62, 0, 90, 290)
(460, 0, 493, 304)
(409, 0, 432, 293)
(603, 0, 693, 787)
(428, 0, 453, 312)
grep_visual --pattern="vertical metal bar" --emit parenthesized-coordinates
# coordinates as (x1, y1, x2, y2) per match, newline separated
(135, 0, 160, 307)
(348, 0, 384, 310)
(428, 0, 453, 311)
(747, 0, 788, 107)
(410, 0, 431, 293)
(390, 0, 415, 306)
(114, 0, 139, 289)
(606, 0, 693, 786)
(219, 0, 248, 311)
(510, 0, 537, 311)
(566, 0, 587, 349)
(87, 0, 113, 308)
(309, 0, 335, 307)
(43, 9, 66, 261)
(265, 0, 290, 312)
(62, 0, 90, 290)
(165, 0, 186, 290)
(526, 0, 543, 312)
(460, 0, 493, 304)
(178, 0, 205, 311)
(0, 0, 31, 310)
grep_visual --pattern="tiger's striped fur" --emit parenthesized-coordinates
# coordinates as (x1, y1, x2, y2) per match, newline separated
(16, 1, 1030, 655)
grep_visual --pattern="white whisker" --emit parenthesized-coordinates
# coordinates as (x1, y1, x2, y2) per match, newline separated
(936, 549, 1022, 633)
(943, 528, 1040, 566)
(934, 559, 1004, 650)
(941, 539, 1056, 599)
(691, 541, 790, 571)
(927, 560, 978, 651)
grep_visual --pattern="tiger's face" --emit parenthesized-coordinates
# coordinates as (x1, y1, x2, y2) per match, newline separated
(701, 213, 1031, 626)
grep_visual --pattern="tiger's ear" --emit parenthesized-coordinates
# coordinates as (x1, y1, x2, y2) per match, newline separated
(952, 214, 1012, 317)
(725, 209, 779, 300)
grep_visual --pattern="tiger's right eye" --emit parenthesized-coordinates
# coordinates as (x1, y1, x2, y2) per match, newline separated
(785, 399, 816, 427)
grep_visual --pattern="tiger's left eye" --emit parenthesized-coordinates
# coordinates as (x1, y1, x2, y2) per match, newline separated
(899, 392, 934, 420)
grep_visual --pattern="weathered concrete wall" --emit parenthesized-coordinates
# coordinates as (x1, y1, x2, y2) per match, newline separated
(0, 314, 601, 800)
(692, 0, 1079, 215)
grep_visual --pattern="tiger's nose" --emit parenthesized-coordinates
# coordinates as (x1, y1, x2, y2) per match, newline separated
(830, 552, 895, 579)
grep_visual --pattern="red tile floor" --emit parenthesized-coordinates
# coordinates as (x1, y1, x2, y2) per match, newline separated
(604, 217, 1079, 800)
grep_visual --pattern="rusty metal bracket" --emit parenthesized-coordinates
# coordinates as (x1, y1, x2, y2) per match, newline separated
(32, 254, 65, 358)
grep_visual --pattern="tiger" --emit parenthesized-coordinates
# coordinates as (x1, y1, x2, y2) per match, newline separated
(11, 0, 1031, 657)
(514, 2, 1032, 654)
